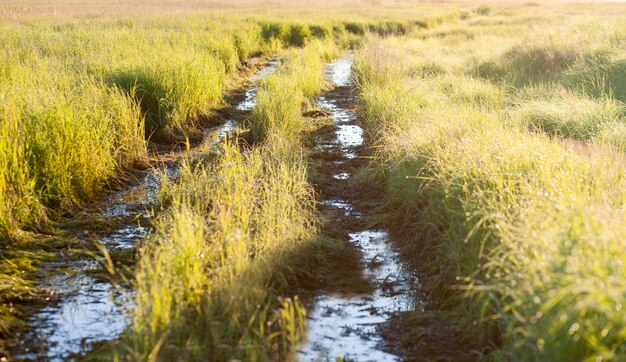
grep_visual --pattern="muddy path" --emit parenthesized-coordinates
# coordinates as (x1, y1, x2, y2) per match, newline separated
(7, 57, 280, 362)
(298, 55, 424, 361)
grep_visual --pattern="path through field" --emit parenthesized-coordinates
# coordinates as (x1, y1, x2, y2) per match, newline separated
(9, 58, 279, 361)
(8, 55, 421, 361)
(298, 55, 423, 361)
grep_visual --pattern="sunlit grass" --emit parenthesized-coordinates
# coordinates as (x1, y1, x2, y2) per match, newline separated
(119, 45, 332, 360)
(355, 6, 626, 358)
(0, 5, 466, 354)
(6, 1, 626, 360)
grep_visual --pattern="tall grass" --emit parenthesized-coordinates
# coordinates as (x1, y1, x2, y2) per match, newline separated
(109, 56, 226, 140)
(510, 95, 626, 144)
(120, 43, 334, 360)
(0, 61, 146, 235)
(355, 14, 626, 359)
(251, 44, 330, 142)
(1, 5, 466, 352)
(0, 16, 265, 238)
(128, 142, 313, 360)
(0, 17, 333, 239)
(0, 12, 451, 240)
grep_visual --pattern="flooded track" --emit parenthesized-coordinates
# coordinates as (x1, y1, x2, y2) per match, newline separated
(9, 58, 279, 361)
(298, 55, 422, 361)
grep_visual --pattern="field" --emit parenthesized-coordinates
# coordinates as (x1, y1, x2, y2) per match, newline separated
(2, 1, 626, 361)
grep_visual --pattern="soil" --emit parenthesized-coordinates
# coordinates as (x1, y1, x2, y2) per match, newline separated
(298, 55, 424, 362)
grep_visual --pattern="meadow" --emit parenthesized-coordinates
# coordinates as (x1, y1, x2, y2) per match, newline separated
(354, 3, 626, 360)
(2, 1, 626, 361)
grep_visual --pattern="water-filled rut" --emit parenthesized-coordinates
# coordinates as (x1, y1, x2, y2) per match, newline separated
(298, 55, 421, 361)
(9, 58, 279, 361)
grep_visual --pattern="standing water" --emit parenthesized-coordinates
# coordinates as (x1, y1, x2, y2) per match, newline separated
(9, 58, 280, 361)
(298, 55, 421, 361)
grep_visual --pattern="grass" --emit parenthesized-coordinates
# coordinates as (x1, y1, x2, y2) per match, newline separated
(10, 1, 626, 361)
(1, 4, 466, 356)
(1, 18, 268, 349)
(354, 4, 626, 359)
(0, 8, 459, 240)
(127, 144, 314, 360)
(510, 95, 626, 143)
(0, 69, 147, 233)
(103, 42, 350, 360)
(251, 44, 331, 142)
(0, 16, 337, 241)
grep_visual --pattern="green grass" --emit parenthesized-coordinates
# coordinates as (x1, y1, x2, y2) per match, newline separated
(0, 11, 458, 240)
(251, 43, 332, 142)
(0, 16, 340, 241)
(9, 2, 626, 360)
(0, 16, 256, 239)
(108, 56, 226, 140)
(0, 5, 466, 355)
(127, 145, 313, 360)
(511, 96, 626, 143)
(354, 5, 626, 359)
(113, 44, 338, 361)
(0, 66, 146, 236)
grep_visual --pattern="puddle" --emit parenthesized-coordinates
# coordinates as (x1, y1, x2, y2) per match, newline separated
(217, 119, 237, 138)
(354, 230, 415, 302)
(236, 89, 258, 111)
(14, 282, 129, 362)
(104, 166, 175, 218)
(298, 55, 418, 361)
(326, 55, 353, 87)
(333, 172, 350, 180)
(9, 58, 280, 362)
(299, 231, 416, 362)
(317, 97, 356, 124)
(320, 198, 360, 217)
(12, 189, 150, 361)
(299, 231, 415, 362)
(336, 124, 364, 148)
(100, 224, 149, 250)
(252, 57, 280, 81)
(237, 57, 280, 111)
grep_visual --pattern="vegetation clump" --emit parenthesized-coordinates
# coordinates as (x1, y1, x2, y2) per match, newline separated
(285, 24, 312, 47)
(354, 10, 626, 358)
(122, 46, 333, 360)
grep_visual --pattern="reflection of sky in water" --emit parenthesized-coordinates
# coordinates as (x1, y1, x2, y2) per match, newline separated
(326, 55, 353, 87)
(13, 58, 281, 361)
(18, 285, 130, 361)
(299, 56, 418, 362)
(320, 198, 361, 217)
(317, 97, 357, 124)
(333, 172, 350, 180)
(236, 58, 280, 111)
(336, 124, 364, 148)
(236, 88, 258, 111)
(299, 231, 416, 362)
(13, 244, 136, 362)
(217, 119, 237, 138)
(104, 166, 176, 218)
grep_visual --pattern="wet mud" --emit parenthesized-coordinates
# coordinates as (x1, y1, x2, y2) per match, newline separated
(298, 56, 423, 362)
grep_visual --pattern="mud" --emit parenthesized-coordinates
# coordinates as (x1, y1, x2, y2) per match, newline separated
(298, 55, 423, 362)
